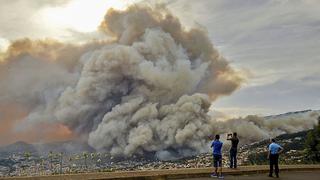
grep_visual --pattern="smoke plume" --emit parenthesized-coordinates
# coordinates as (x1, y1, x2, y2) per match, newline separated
(0, 5, 241, 157)
(1, 4, 317, 159)
(0, 38, 108, 144)
(53, 5, 242, 157)
(210, 110, 320, 145)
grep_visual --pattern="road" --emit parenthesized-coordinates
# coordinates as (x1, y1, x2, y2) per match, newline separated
(179, 171, 320, 180)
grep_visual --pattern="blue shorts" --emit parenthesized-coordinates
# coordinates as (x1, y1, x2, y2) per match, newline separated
(213, 154, 222, 167)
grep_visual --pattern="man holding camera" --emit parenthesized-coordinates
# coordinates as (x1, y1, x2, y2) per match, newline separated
(227, 132, 239, 168)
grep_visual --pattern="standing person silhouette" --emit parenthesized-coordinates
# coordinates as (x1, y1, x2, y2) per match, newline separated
(227, 132, 239, 168)
(211, 134, 224, 179)
(268, 138, 284, 178)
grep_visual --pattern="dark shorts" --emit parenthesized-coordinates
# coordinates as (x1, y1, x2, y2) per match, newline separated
(213, 154, 222, 167)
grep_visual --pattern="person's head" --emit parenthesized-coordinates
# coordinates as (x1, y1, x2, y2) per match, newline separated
(233, 132, 237, 137)
(215, 134, 220, 140)
(270, 138, 275, 143)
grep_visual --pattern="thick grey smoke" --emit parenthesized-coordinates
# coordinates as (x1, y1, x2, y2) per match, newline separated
(0, 39, 106, 126)
(53, 5, 242, 157)
(211, 110, 320, 144)
(0, 38, 108, 143)
(1, 4, 317, 159)
(0, 5, 241, 156)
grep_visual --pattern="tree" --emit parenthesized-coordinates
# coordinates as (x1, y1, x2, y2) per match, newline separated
(83, 152, 89, 170)
(23, 152, 31, 175)
(59, 152, 63, 174)
(40, 157, 45, 175)
(23, 152, 31, 160)
(48, 151, 54, 172)
(97, 159, 102, 168)
(68, 157, 73, 173)
(305, 116, 320, 162)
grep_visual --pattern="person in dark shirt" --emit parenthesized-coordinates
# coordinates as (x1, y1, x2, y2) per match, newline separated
(211, 134, 224, 179)
(227, 132, 239, 168)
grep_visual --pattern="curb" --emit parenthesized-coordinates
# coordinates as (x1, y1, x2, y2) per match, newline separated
(2, 165, 320, 180)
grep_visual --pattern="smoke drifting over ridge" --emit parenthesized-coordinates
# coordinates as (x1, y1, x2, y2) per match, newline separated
(0, 4, 318, 158)
(210, 110, 320, 145)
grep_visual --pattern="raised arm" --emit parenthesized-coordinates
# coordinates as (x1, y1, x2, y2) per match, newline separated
(278, 146, 284, 154)
(226, 134, 232, 140)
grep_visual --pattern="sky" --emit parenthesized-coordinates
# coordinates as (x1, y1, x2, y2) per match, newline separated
(0, 0, 319, 117)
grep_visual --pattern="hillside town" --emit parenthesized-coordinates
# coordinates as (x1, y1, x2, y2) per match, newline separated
(0, 130, 310, 177)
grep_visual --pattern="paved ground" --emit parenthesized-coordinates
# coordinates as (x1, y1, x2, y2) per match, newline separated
(179, 171, 320, 180)
(2, 165, 320, 180)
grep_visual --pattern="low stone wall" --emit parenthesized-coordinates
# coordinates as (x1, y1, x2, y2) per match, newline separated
(2, 165, 320, 180)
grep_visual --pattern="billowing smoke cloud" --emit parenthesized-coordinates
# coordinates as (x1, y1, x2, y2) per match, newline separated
(0, 38, 107, 143)
(211, 110, 320, 144)
(1, 4, 317, 160)
(53, 5, 242, 157)
(0, 5, 241, 157)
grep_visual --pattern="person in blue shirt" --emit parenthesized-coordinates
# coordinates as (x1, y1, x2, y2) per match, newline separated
(267, 138, 284, 178)
(211, 134, 224, 179)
